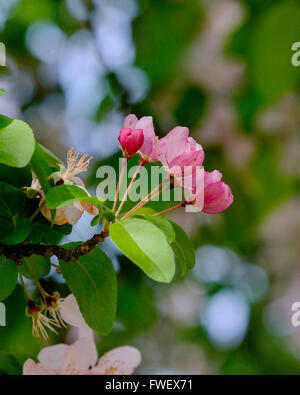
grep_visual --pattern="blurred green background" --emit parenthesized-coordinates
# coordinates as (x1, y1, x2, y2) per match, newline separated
(1, 0, 300, 375)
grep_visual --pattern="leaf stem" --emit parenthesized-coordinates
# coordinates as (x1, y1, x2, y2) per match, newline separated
(30, 201, 45, 222)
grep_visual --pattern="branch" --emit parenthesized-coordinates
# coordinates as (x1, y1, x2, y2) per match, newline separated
(0, 228, 109, 264)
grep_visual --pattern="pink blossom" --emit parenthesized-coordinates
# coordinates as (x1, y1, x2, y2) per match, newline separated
(159, 127, 204, 171)
(158, 126, 205, 200)
(202, 170, 234, 214)
(123, 114, 161, 163)
(23, 294, 141, 375)
(118, 128, 144, 158)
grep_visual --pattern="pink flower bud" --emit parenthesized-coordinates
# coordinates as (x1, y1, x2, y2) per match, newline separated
(118, 128, 144, 158)
(202, 171, 234, 214)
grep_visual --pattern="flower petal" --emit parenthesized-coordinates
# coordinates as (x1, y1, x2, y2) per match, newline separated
(61, 338, 98, 375)
(31, 174, 41, 191)
(90, 346, 141, 375)
(64, 202, 84, 225)
(59, 294, 90, 330)
(203, 181, 234, 214)
(72, 176, 86, 189)
(184, 167, 205, 211)
(188, 137, 203, 153)
(123, 114, 138, 129)
(81, 201, 99, 216)
(41, 204, 68, 226)
(159, 126, 189, 164)
(169, 150, 204, 170)
(38, 344, 68, 374)
(204, 170, 222, 187)
(23, 359, 56, 375)
(135, 116, 156, 158)
(72, 178, 99, 216)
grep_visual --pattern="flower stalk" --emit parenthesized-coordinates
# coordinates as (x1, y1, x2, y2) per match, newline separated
(112, 157, 127, 212)
(115, 160, 144, 217)
(121, 177, 172, 220)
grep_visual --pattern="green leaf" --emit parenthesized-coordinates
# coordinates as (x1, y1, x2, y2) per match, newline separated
(30, 142, 54, 194)
(110, 217, 175, 283)
(0, 217, 32, 245)
(133, 207, 157, 216)
(0, 163, 32, 188)
(91, 215, 101, 227)
(30, 142, 56, 223)
(0, 352, 22, 375)
(18, 255, 51, 280)
(135, 214, 175, 243)
(169, 221, 195, 277)
(39, 144, 62, 167)
(0, 181, 25, 218)
(101, 209, 115, 222)
(46, 184, 89, 208)
(0, 182, 30, 244)
(28, 222, 71, 244)
(60, 246, 117, 335)
(83, 196, 104, 211)
(46, 184, 103, 210)
(0, 256, 18, 301)
(0, 89, 6, 95)
(0, 115, 35, 168)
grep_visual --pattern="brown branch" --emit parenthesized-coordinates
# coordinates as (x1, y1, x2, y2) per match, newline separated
(0, 228, 109, 264)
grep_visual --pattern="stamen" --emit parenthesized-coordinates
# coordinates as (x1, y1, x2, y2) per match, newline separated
(26, 300, 62, 339)
(45, 293, 67, 328)
(64, 147, 94, 180)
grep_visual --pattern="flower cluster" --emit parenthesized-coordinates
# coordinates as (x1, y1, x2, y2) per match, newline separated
(117, 114, 233, 216)
(29, 114, 232, 229)
(23, 295, 141, 375)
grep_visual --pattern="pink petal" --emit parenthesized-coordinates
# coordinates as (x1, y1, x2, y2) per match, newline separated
(81, 201, 99, 216)
(38, 344, 68, 374)
(31, 175, 41, 191)
(159, 126, 189, 164)
(184, 167, 205, 211)
(188, 137, 203, 153)
(150, 141, 166, 164)
(72, 178, 99, 216)
(169, 150, 204, 169)
(61, 338, 98, 375)
(72, 176, 86, 189)
(23, 359, 56, 375)
(41, 204, 68, 226)
(78, 326, 95, 340)
(203, 181, 234, 214)
(123, 114, 138, 129)
(90, 346, 141, 375)
(204, 170, 222, 188)
(135, 116, 156, 158)
(64, 202, 84, 225)
(59, 294, 90, 330)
